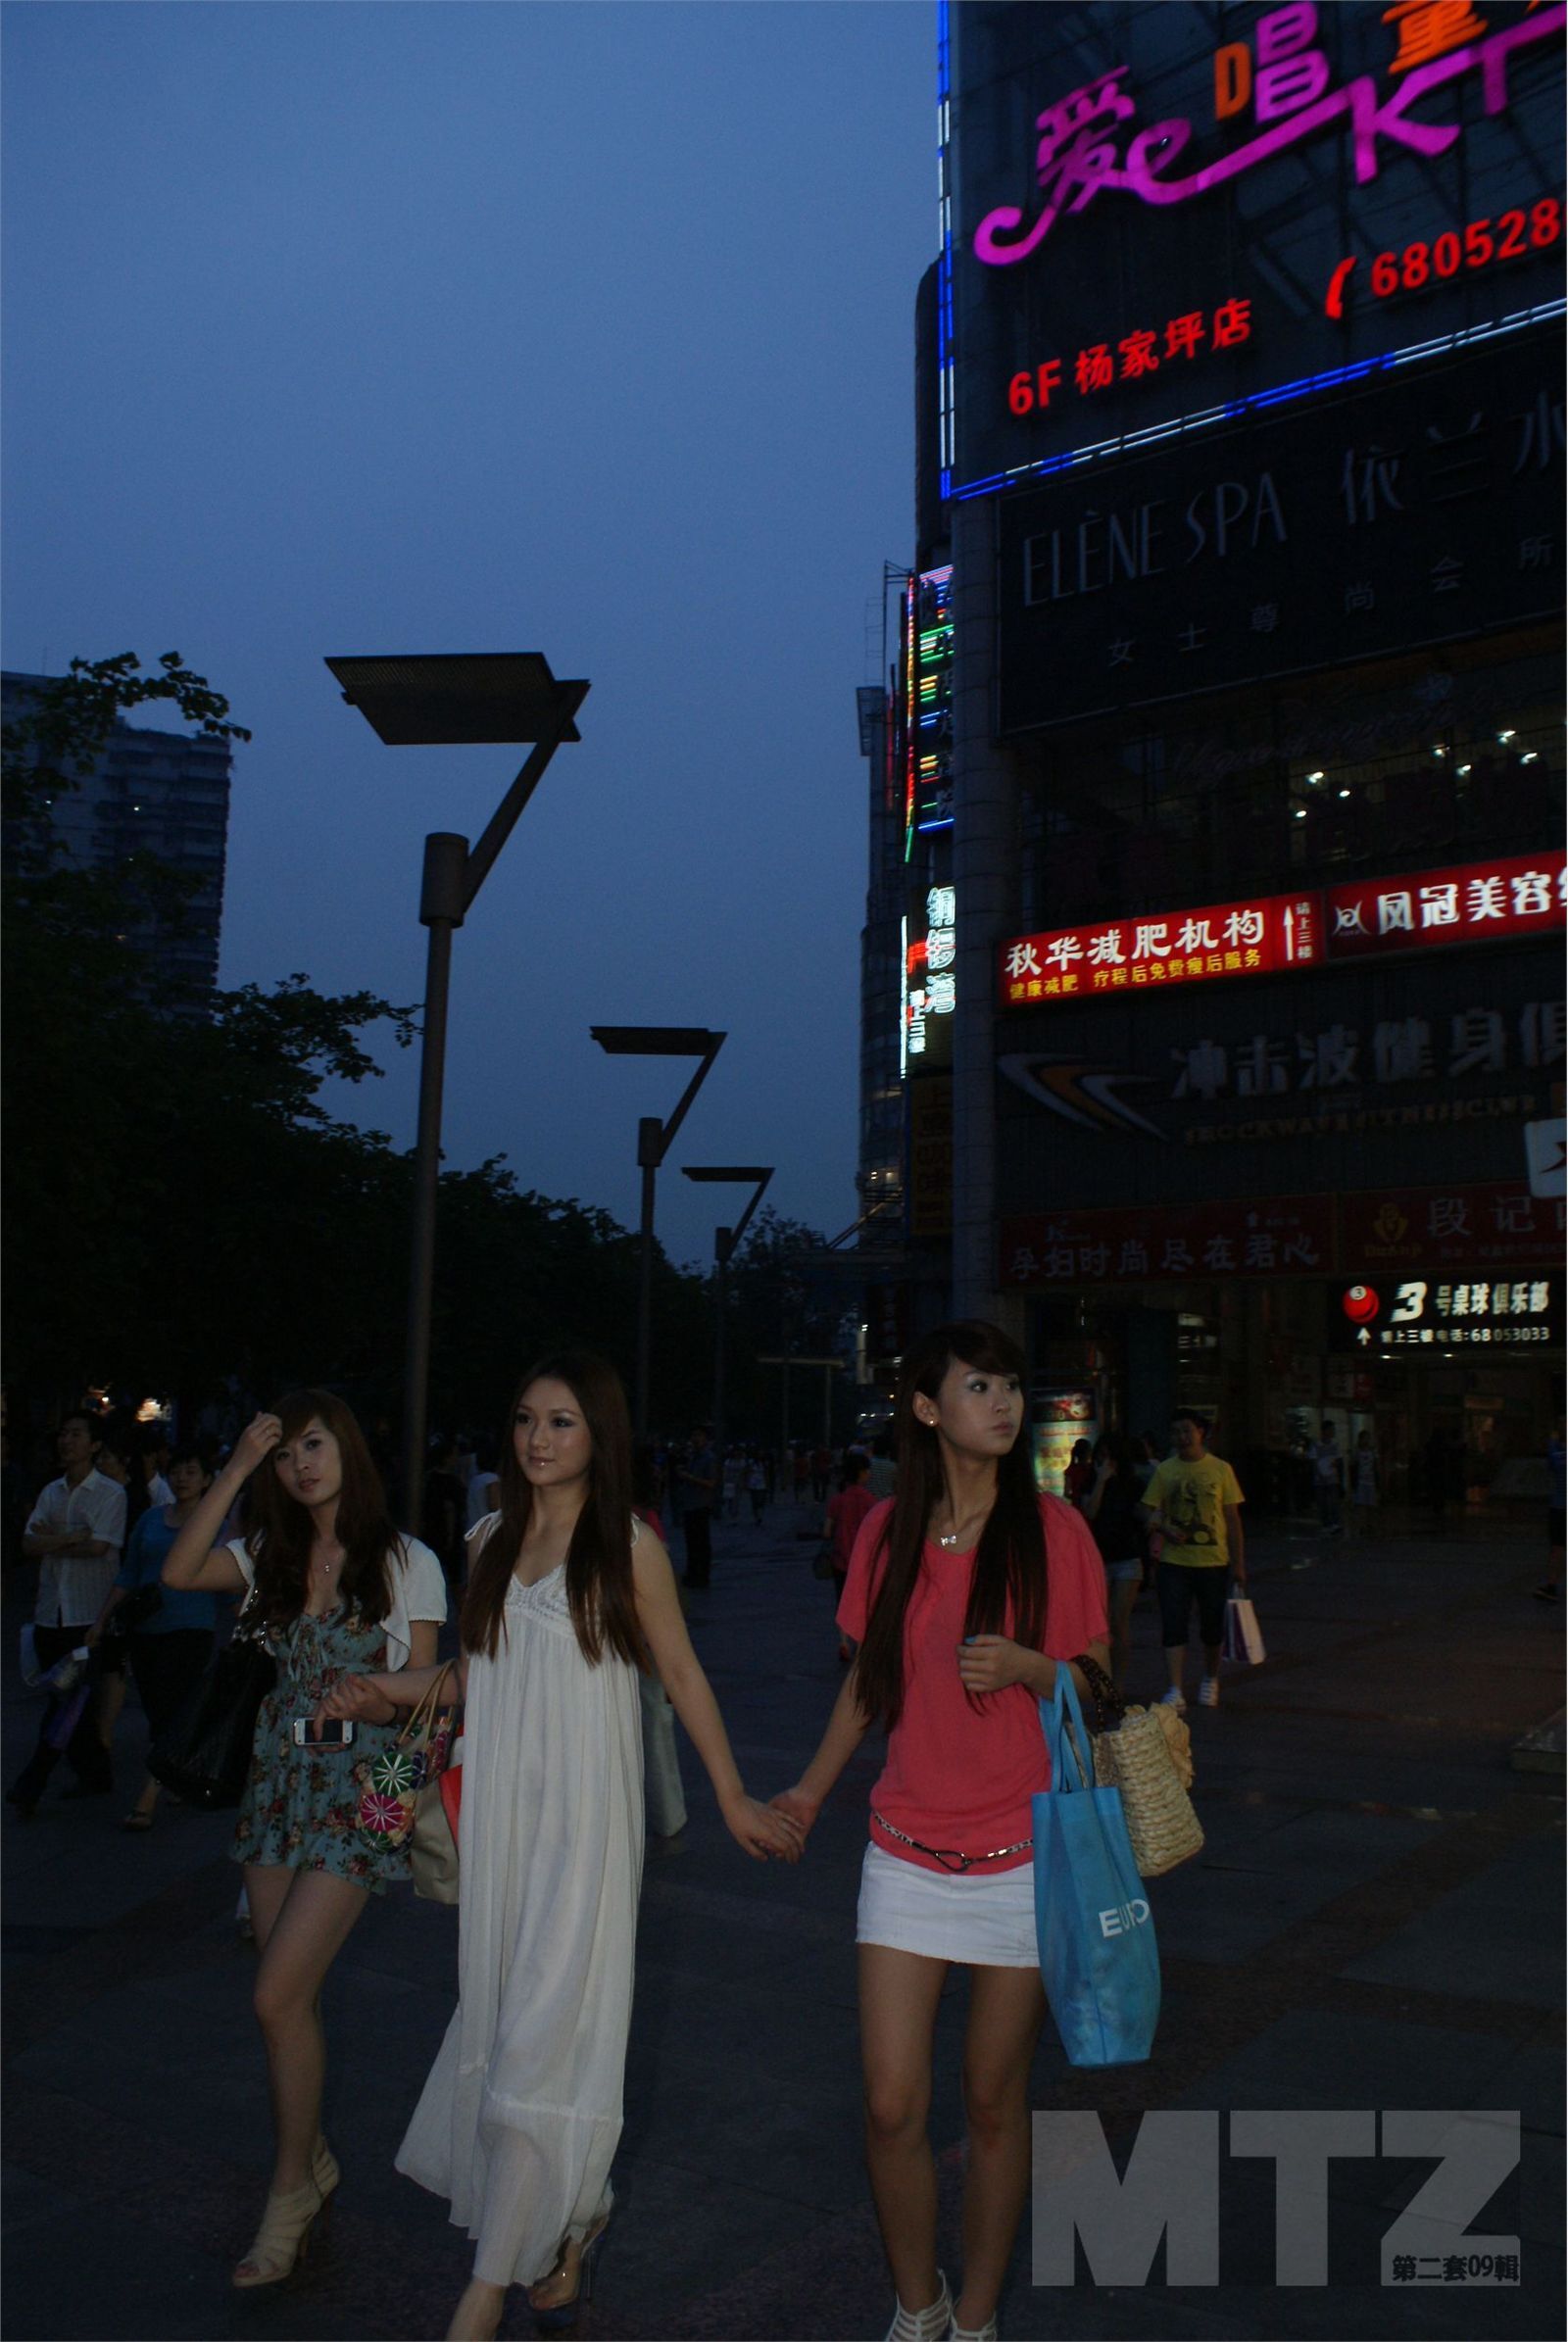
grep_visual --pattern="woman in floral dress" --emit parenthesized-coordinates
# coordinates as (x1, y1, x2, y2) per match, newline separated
(163, 1391, 445, 2288)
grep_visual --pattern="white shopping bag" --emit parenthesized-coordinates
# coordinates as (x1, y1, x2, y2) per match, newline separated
(1223, 1596, 1266, 1665)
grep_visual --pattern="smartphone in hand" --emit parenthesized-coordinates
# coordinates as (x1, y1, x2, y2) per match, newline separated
(292, 1717, 356, 1748)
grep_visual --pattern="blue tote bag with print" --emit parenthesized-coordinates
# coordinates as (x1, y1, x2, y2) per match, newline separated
(1033, 1671, 1160, 2067)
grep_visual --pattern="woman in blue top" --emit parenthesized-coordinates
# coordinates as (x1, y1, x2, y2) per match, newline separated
(87, 1442, 221, 1831)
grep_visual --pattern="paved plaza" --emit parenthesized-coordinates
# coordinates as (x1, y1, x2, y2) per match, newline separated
(3, 1503, 1563, 2341)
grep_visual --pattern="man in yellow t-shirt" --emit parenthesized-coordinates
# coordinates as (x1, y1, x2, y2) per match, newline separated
(1141, 1412, 1246, 1714)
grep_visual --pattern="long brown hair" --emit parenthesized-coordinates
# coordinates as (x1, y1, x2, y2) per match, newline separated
(461, 1353, 650, 1671)
(855, 1321, 1047, 1732)
(245, 1389, 398, 1631)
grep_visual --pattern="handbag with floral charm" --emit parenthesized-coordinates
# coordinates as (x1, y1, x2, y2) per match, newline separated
(357, 1660, 458, 1856)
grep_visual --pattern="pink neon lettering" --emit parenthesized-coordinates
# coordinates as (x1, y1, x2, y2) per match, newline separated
(1348, 51, 1470, 181)
(1255, 52, 1331, 122)
(1123, 86, 1352, 205)
(1256, 3, 1318, 67)
(972, 7, 1566, 266)
(1482, 5, 1567, 114)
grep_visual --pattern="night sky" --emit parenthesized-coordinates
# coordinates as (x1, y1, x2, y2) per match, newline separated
(2, 0, 935, 1267)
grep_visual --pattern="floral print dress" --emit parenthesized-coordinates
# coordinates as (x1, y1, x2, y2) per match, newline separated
(231, 1605, 409, 1891)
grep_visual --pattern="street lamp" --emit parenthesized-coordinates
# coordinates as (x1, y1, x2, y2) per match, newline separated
(327, 652, 589, 1529)
(681, 1165, 772, 1452)
(590, 1025, 725, 1436)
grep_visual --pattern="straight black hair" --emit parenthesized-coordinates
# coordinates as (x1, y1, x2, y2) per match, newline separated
(854, 1320, 1047, 1732)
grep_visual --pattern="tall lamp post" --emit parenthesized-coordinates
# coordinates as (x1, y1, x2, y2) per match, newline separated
(680, 1165, 772, 1453)
(590, 1025, 724, 1437)
(327, 653, 589, 1529)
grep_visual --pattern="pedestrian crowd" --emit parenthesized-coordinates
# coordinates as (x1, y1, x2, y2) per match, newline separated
(9, 1348, 1553, 2342)
(3, 1334, 1106, 2342)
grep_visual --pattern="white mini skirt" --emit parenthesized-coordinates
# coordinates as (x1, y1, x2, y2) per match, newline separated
(856, 1841, 1040, 1969)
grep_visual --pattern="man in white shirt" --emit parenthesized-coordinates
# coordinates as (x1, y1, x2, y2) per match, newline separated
(8, 1412, 127, 1814)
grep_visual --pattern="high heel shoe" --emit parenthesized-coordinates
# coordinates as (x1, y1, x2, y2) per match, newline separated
(527, 2212, 610, 2333)
(312, 2135, 341, 2209)
(231, 2176, 324, 2289)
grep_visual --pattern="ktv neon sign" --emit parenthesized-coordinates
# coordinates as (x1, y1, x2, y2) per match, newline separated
(974, 1, 1566, 268)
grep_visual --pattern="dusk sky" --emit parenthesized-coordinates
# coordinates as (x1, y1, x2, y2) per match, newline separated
(2, 0, 935, 1268)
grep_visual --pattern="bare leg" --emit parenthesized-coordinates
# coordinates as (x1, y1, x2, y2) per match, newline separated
(1164, 1644, 1186, 1696)
(245, 1866, 369, 2200)
(859, 1942, 949, 2317)
(445, 2276, 506, 2340)
(954, 1966, 1046, 2330)
(527, 2205, 612, 2315)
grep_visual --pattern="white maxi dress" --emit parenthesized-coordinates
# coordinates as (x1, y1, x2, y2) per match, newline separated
(396, 1526, 646, 2286)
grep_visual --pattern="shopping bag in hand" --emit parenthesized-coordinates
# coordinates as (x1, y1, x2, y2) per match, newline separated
(1223, 1595, 1265, 1664)
(1033, 1670, 1160, 2067)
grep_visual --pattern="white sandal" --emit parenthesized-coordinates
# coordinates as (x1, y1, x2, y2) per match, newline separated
(885, 2269, 952, 2342)
(231, 2176, 324, 2288)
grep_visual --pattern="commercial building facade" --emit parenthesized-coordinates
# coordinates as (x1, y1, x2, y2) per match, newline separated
(864, 1, 1565, 1498)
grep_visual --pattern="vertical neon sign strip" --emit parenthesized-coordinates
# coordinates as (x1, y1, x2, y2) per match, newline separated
(914, 564, 955, 834)
(936, 0, 956, 491)
(903, 573, 918, 860)
(899, 912, 910, 1078)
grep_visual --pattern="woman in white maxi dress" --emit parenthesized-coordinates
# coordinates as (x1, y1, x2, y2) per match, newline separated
(321, 1352, 801, 2342)
(396, 1515, 644, 2293)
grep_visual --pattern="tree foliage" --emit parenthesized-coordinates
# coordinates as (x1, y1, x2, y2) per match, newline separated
(2, 654, 786, 1444)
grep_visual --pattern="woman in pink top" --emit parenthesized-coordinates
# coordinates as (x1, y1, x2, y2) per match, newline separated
(774, 1323, 1108, 2342)
(824, 1450, 875, 1662)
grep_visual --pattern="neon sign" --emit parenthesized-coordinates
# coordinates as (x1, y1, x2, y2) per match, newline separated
(1353, 196, 1561, 310)
(973, 4, 1566, 269)
(1000, 852, 1567, 1008)
(903, 565, 954, 854)
(905, 884, 956, 1067)
(941, 1, 1567, 505)
(1001, 890, 1319, 1006)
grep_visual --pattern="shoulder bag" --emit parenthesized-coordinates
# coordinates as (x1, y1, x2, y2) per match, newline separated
(356, 1661, 462, 1903)
(146, 1583, 276, 1809)
(1034, 1669, 1161, 2067)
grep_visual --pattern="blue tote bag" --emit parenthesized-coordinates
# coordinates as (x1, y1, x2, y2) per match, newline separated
(1033, 1670, 1160, 2067)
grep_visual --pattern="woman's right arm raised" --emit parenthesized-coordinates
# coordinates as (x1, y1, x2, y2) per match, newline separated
(162, 1413, 280, 1594)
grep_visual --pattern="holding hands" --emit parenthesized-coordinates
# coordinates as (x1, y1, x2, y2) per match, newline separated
(720, 1789, 805, 1863)
(767, 1784, 821, 1847)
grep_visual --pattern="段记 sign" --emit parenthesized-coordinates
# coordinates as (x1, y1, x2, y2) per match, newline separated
(1000, 851, 1566, 1008)
(1341, 1181, 1565, 1270)
(1000, 890, 1319, 1005)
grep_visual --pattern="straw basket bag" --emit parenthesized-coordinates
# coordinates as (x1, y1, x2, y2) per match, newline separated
(1092, 1702, 1203, 1878)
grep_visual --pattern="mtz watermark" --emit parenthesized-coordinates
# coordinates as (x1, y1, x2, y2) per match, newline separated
(1033, 2110, 1521, 2287)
